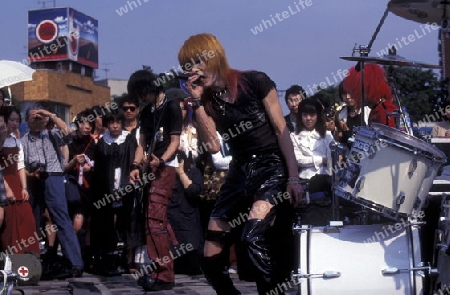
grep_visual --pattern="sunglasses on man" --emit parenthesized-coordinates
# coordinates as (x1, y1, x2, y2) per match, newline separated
(122, 106, 137, 112)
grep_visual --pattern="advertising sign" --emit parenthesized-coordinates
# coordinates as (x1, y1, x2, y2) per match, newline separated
(28, 7, 98, 68)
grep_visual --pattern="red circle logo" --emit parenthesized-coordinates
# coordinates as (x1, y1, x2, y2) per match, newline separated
(36, 20, 58, 43)
(18, 266, 29, 277)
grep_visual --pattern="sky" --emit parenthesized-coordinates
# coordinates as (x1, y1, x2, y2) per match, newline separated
(1, 0, 442, 97)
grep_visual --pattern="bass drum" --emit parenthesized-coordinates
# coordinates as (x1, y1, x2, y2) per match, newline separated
(294, 225, 423, 295)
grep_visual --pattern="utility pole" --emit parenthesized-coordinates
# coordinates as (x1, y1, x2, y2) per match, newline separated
(38, 0, 56, 8)
(102, 63, 113, 80)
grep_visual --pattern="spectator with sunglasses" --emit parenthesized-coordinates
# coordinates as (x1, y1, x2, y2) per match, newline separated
(121, 96, 141, 142)
(119, 95, 149, 274)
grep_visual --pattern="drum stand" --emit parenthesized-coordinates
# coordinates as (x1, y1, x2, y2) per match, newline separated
(330, 141, 370, 225)
(329, 141, 343, 221)
(431, 194, 450, 294)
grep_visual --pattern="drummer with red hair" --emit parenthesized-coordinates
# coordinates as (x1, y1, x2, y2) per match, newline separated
(343, 64, 398, 128)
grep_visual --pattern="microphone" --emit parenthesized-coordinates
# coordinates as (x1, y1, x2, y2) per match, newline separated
(175, 73, 205, 80)
(175, 73, 205, 87)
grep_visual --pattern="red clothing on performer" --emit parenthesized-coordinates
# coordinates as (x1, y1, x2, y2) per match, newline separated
(369, 100, 398, 128)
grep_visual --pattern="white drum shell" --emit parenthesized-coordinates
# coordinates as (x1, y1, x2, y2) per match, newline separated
(296, 225, 423, 295)
(416, 160, 442, 212)
(335, 124, 446, 217)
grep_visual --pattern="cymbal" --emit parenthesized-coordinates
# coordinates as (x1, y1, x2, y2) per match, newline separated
(340, 54, 441, 69)
(388, 0, 450, 24)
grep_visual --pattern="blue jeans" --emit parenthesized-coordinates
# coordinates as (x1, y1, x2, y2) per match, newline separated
(31, 175, 83, 268)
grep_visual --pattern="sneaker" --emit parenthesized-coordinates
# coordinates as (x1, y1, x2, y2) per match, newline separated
(228, 265, 238, 274)
(71, 267, 84, 278)
(140, 275, 174, 291)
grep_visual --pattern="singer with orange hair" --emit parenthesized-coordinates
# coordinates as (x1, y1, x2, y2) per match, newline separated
(178, 33, 302, 295)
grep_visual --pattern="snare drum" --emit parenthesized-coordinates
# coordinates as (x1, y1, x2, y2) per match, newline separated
(294, 224, 423, 295)
(334, 123, 446, 219)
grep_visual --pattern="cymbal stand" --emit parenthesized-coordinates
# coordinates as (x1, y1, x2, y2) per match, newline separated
(351, 45, 369, 126)
(386, 67, 414, 135)
(350, 8, 389, 126)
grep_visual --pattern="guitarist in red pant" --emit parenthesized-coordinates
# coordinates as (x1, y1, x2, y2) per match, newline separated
(128, 68, 182, 292)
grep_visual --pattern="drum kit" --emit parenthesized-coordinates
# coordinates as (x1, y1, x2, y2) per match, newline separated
(291, 1, 450, 294)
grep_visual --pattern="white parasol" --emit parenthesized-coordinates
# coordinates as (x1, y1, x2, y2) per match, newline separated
(0, 60, 36, 98)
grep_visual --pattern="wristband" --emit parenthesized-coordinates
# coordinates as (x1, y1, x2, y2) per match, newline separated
(287, 177, 302, 184)
(188, 98, 203, 110)
(130, 163, 142, 174)
(159, 158, 166, 168)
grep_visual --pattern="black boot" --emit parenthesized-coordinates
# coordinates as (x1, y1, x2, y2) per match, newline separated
(43, 245, 58, 264)
(82, 246, 94, 273)
(102, 250, 126, 276)
(243, 217, 288, 295)
(202, 252, 241, 295)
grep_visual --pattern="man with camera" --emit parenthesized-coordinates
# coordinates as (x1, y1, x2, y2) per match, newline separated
(22, 104, 84, 278)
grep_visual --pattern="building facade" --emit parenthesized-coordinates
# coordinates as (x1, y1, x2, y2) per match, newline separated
(10, 68, 109, 122)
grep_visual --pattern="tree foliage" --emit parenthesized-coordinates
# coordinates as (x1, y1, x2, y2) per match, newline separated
(309, 86, 340, 108)
(160, 73, 182, 90)
(112, 93, 128, 106)
(307, 67, 441, 124)
(385, 67, 441, 123)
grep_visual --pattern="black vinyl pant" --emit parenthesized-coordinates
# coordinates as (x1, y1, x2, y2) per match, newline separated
(205, 153, 295, 295)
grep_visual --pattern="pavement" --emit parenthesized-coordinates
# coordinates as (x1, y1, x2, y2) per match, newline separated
(10, 272, 298, 295)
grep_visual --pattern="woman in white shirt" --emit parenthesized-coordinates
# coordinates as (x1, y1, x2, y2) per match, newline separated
(290, 99, 335, 180)
(290, 99, 335, 226)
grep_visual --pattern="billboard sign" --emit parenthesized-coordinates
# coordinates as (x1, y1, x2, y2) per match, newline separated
(28, 7, 98, 68)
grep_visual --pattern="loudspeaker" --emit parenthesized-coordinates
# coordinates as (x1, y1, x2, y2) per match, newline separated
(8, 254, 42, 286)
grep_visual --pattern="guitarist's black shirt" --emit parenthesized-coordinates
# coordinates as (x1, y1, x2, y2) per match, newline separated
(140, 97, 182, 161)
